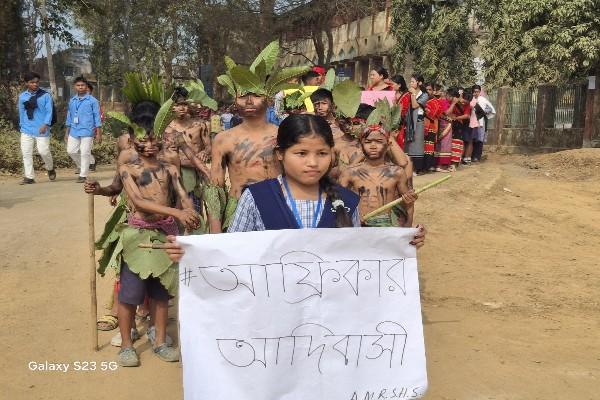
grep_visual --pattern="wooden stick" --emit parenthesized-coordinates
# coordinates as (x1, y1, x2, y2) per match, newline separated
(88, 193, 98, 352)
(363, 175, 452, 221)
(138, 243, 170, 249)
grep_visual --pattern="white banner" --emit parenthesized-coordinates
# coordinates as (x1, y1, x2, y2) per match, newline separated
(178, 228, 428, 400)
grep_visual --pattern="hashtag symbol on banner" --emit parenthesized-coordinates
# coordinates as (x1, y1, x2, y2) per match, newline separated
(180, 267, 196, 286)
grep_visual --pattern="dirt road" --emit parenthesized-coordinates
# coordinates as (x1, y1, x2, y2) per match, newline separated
(1, 151, 599, 400)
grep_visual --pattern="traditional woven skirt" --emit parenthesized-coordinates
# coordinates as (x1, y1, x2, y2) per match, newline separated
(435, 121, 452, 166)
(423, 128, 437, 170)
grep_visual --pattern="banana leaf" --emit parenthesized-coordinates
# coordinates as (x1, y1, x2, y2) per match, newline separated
(217, 74, 237, 97)
(188, 88, 218, 111)
(224, 56, 237, 72)
(254, 60, 267, 85)
(95, 202, 127, 250)
(249, 40, 279, 76)
(230, 65, 265, 96)
(184, 79, 205, 93)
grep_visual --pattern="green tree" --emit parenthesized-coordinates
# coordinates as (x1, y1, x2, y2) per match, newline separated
(474, 0, 600, 86)
(390, 0, 476, 85)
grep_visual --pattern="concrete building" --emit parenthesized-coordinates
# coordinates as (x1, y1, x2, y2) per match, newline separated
(280, 6, 397, 87)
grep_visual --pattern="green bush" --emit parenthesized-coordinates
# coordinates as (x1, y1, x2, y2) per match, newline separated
(0, 119, 117, 174)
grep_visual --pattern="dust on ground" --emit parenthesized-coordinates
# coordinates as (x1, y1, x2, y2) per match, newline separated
(1, 151, 599, 400)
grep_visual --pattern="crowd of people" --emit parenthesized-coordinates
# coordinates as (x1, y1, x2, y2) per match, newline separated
(209, 66, 496, 177)
(17, 48, 498, 368)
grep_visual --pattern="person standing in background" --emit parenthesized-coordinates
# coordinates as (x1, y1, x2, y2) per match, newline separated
(65, 76, 102, 183)
(18, 71, 56, 185)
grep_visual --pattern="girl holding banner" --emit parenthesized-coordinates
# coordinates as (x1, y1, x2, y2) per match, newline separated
(164, 114, 426, 262)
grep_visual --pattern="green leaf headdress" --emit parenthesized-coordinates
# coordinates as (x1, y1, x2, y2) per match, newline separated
(106, 72, 173, 140)
(153, 79, 218, 139)
(366, 99, 401, 132)
(107, 73, 218, 140)
(217, 40, 310, 98)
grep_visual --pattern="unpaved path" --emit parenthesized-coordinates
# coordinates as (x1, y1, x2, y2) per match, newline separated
(1, 153, 599, 400)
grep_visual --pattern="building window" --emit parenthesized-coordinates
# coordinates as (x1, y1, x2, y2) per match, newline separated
(364, 38, 368, 45)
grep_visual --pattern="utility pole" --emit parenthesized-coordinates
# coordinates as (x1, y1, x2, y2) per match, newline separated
(39, 0, 57, 97)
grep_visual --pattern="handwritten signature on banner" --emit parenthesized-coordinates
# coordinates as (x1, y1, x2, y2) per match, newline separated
(179, 251, 409, 303)
(216, 321, 408, 374)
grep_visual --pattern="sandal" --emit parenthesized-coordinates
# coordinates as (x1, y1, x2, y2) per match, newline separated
(97, 315, 118, 331)
(118, 347, 140, 367)
(153, 343, 179, 362)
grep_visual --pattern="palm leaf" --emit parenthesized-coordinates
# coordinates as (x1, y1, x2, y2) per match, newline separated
(148, 74, 162, 104)
(122, 72, 148, 104)
(250, 40, 279, 75)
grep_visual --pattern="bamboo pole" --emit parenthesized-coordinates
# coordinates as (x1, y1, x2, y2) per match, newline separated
(88, 193, 98, 351)
(363, 175, 452, 221)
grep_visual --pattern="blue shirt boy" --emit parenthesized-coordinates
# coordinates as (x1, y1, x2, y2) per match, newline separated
(18, 90, 53, 137)
(66, 94, 102, 137)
